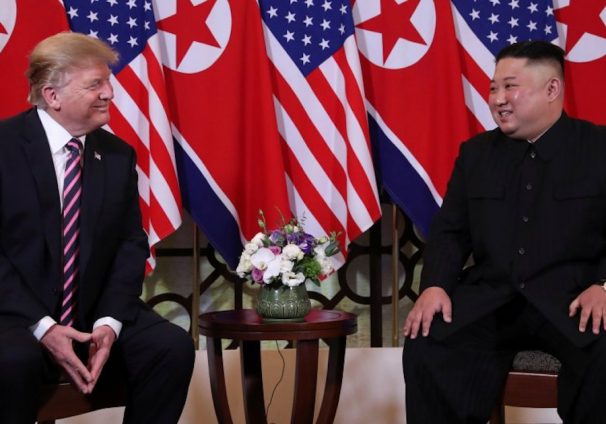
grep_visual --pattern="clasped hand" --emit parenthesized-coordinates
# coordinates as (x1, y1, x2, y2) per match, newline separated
(40, 324, 116, 394)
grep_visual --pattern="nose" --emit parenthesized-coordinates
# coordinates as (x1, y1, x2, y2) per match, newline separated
(99, 80, 114, 101)
(490, 88, 507, 107)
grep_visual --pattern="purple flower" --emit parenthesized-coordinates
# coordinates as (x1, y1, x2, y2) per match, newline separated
(269, 245, 281, 255)
(269, 230, 285, 245)
(298, 233, 316, 254)
(251, 268, 264, 282)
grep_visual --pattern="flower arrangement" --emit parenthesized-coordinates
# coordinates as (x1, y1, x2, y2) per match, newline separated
(236, 211, 340, 287)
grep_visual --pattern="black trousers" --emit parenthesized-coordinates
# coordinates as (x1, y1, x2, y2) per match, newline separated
(402, 296, 606, 424)
(0, 308, 195, 424)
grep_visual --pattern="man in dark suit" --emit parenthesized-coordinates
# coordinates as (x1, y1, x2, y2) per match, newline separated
(0, 32, 194, 423)
(403, 41, 606, 423)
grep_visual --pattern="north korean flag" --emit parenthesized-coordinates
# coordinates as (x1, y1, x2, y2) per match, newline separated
(353, 0, 480, 235)
(1, 0, 69, 118)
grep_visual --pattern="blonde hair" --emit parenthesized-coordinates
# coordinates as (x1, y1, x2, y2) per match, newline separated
(26, 32, 119, 107)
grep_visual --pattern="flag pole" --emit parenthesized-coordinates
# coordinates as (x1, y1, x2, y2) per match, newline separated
(391, 204, 400, 347)
(191, 222, 200, 349)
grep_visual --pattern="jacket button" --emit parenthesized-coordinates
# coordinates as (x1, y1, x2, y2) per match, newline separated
(518, 247, 526, 255)
(520, 282, 526, 289)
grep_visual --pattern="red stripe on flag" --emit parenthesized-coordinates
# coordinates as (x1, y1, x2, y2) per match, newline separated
(107, 103, 150, 175)
(281, 137, 348, 239)
(271, 64, 348, 198)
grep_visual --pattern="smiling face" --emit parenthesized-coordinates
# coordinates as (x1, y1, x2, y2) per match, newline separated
(42, 61, 114, 137)
(489, 57, 563, 141)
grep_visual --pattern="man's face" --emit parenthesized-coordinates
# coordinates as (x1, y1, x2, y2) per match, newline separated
(47, 61, 113, 136)
(489, 57, 556, 140)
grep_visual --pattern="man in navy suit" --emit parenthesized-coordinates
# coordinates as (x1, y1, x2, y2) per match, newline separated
(403, 41, 606, 423)
(0, 32, 194, 423)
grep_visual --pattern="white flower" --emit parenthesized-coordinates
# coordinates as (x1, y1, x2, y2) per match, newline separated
(250, 247, 276, 271)
(236, 254, 253, 277)
(251, 232, 266, 247)
(282, 271, 305, 287)
(243, 242, 259, 255)
(280, 258, 294, 273)
(314, 244, 328, 259)
(282, 243, 304, 261)
(263, 254, 283, 283)
(318, 256, 335, 275)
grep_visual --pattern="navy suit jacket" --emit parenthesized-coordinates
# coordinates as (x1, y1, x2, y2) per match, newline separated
(421, 113, 606, 347)
(0, 109, 150, 332)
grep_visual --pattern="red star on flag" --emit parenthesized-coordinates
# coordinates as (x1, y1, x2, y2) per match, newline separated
(356, 0, 425, 63)
(156, 0, 220, 67)
(556, 0, 606, 53)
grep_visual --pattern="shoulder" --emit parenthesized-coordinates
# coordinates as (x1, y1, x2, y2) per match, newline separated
(563, 116, 606, 158)
(89, 127, 136, 156)
(567, 116, 606, 139)
(0, 109, 35, 137)
(459, 127, 502, 156)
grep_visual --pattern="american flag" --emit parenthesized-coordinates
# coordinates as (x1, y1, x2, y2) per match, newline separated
(259, 0, 381, 252)
(64, 0, 182, 272)
(452, 0, 559, 130)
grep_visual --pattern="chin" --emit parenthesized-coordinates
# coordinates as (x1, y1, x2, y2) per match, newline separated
(497, 121, 518, 135)
(498, 125, 513, 135)
(96, 114, 111, 127)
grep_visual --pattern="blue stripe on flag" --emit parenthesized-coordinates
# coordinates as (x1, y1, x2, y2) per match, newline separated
(368, 115, 438, 237)
(174, 143, 242, 269)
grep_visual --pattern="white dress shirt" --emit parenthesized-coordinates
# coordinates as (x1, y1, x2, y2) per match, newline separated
(29, 108, 121, 340)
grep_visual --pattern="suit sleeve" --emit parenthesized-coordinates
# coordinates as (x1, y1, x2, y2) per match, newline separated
(420, 141, 473, 294)
(92, 147, 149, 324)
(0, 248, 49, 326)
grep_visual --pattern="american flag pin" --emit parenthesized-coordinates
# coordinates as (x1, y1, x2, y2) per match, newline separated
(94, 152, 102, 160)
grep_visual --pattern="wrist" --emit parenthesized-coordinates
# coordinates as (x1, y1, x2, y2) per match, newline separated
(595, 279, 606, 292)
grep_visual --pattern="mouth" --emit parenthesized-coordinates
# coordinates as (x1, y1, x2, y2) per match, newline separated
(497, 110, 512, 119)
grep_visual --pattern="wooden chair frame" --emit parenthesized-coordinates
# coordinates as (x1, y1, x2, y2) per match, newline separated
(37, 380, 126, 424)
(490, 370, 558, 424)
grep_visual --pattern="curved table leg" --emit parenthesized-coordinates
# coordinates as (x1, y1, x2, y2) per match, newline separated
(240, 340, 267, 424)
(206, 337, 233, 424)
(292, 339, 319, 424)
(316, 336, 346, 424)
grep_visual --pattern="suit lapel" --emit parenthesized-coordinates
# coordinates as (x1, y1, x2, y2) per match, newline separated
(80, 131, 105, 275)
(20, 110, 62, 268)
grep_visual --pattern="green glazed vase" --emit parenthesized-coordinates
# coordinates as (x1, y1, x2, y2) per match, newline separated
(255, 281, 311, 322)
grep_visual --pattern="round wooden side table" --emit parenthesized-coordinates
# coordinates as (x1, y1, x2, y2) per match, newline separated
(199, 309, 357, 424)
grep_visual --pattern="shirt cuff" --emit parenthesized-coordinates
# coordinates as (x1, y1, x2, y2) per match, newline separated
(29, 316, 57, 341)
(93, 317, 122, 338)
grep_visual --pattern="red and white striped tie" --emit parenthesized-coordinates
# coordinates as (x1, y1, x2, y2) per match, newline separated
(60, 138, 82, 327)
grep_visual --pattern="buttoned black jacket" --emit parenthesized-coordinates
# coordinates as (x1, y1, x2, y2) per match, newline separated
(422, 113, 606, 347)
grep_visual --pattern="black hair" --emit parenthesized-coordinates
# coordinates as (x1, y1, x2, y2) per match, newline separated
(495, 40, 565, 77)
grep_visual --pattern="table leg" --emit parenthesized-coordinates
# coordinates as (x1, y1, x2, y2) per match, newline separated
(206, 337, 233, 424)
(240, 340, 267, 424)
(292, 339, 319, 424)
(316, 336, 346, 424)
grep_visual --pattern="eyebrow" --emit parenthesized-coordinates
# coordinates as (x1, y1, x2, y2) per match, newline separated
(490, 76, 517, 83)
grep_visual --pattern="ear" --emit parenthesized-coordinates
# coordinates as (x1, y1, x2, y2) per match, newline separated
(41, 85, 61, 111)
(546, 77, 562, 102)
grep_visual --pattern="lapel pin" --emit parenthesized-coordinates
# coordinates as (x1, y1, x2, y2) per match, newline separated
(94, 151, 102, 160)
